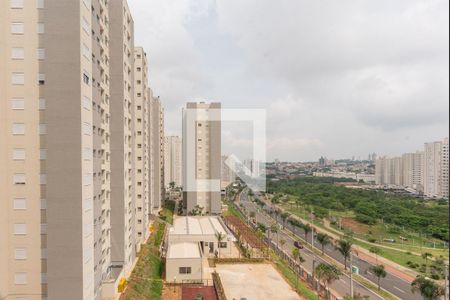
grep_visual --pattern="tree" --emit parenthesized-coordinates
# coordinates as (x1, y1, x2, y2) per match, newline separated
(270, 224, 279, 247)
(301, 224, 312, 242)
(336, 239, 353, 270)
(422, 252, 433, 271)
(215, 232, 226, 258)
(280, 212, 290, 228)
(315, 263, 342, 298)
(369, 247, 382, 263)
(316, 233, 331, 255)
(280, 239, 286, 251)
(292, 248, 305, 291)
(369, 265, 387, 290)
(411, 276, 444, 300)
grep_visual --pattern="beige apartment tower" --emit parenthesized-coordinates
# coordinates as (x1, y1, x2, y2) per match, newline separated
(150, 95, 165, 212)
(182, 102, 222, 215)
(109, 0, 136, 277)
(165, 136, 182, 188)
(133, 47, 151, 250)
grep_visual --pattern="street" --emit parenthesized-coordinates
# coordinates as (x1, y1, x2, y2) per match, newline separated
(238, 189, 422, 300)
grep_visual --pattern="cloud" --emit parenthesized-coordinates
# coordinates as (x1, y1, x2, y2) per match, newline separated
(128, 0, 449, 161)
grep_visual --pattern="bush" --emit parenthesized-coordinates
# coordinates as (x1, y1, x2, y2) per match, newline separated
(367, 237, 377, 243)
(430, 274, 440, 280)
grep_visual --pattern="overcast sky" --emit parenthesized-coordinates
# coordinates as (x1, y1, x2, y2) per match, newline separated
(128, 0, 449, 162)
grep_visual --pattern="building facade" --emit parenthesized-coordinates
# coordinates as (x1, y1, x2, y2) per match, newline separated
(150, 95, 165, 213)
(164, 136, 182, 188)
(0, 1, 164, 299)
(182, 102, 222, 215)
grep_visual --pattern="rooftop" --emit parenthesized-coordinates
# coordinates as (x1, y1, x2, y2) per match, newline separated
(170, 216, 228, 236)
(167, 242, 201, 259)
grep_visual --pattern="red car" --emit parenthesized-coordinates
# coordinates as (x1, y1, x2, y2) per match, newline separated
(294, 241, 304, 249)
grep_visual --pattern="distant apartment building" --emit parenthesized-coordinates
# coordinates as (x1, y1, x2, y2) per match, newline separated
(183, 102, 222, 215)
(424, 138, 449, 198)
(150, 95, 165, 212)
(221, 155, 236, 188)
(164, 136, 182, 188)
(376, 138, 448, 198)
(0, 1, 163, 300)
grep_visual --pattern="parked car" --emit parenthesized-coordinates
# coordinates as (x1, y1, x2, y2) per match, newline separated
(294, 241, 304, 249)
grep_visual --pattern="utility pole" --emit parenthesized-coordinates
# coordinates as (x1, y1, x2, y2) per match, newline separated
(445, 262, 448, 300)
(350, 251, 354, 298)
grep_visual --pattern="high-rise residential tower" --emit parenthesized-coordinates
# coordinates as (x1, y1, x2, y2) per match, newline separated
(133, 47, 151, 251)
(109, 0, 136, 278)
(182, 102, 222, 215)
(164, 136, 182, 188)
(150, 95, 165, 213)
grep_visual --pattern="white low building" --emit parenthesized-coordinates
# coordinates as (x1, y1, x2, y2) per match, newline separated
(168, 216, 233, 257)
(166, 242, 203, 283)
(165, 216, 234, 283)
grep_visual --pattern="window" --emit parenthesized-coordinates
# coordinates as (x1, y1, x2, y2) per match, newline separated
(37, 0, 44, 9)
(40, 174, 47, 185)
(82, 44, 90, 59)
(83, 72, 90, 85)
(15, 248, 27, 260)
(11, 0, 24, 8)
(38, 73, 45, 85)
(37, 48, 45, 60)
(13, 149, 26, 160)
(14, 173, 26, 185)
(137, 67, 141, 72)
(41, 273, 47, 284)
(13, 123, 25, 135)
(40, 224, 47, 234)
(11, 48, 24, 59)
(40, 149, 46, 160)
(14, 272, 27, 284)
(12, 73, 25, 85)
(11, 98, 25, 110)
(179, 267, 191, 274)
(83, 122, 91, 135)
(82, 17, 89, 34)
(13, 198, 26, 210)
(83, 148, 92, 160)
(37, 23, 45, 34)
(11, 23, 24, 34)
(39, 98, 46, 110)
(82, 96, 91, 110)
(40, 199, 47, 210)
(39, 124, 47, 135)
(14, 223, 27, 235)
(219, 242, 227, 248)
(41, 248, 48, 259)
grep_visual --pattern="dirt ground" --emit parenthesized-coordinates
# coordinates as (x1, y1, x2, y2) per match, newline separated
(341, 217, 370, 235)
(216, 264, 300, 300)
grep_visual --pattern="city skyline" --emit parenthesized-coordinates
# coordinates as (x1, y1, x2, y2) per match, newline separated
(129, 0, 449, 161)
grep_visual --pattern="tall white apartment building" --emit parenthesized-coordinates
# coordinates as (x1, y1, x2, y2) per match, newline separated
(182, 102, 222, 215)
(402, 151, 424, 191)
(424, 138, 449, 198)
(150, 95, 165, 213)
(164, 136, 182, 188)
(109, 0, 136, 277)
(1, 1, 163, 299)
(133, 47, 151, 251)
(441, 138, 449, 198)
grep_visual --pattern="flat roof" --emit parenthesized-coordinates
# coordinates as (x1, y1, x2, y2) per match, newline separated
(167, 242, 201, 259)
(170, 216, 228, 236)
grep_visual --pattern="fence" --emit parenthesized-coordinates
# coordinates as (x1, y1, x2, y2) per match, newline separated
(212, 271, 227, 300)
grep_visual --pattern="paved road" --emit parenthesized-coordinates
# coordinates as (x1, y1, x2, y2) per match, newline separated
(238, 189, 422, 300)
